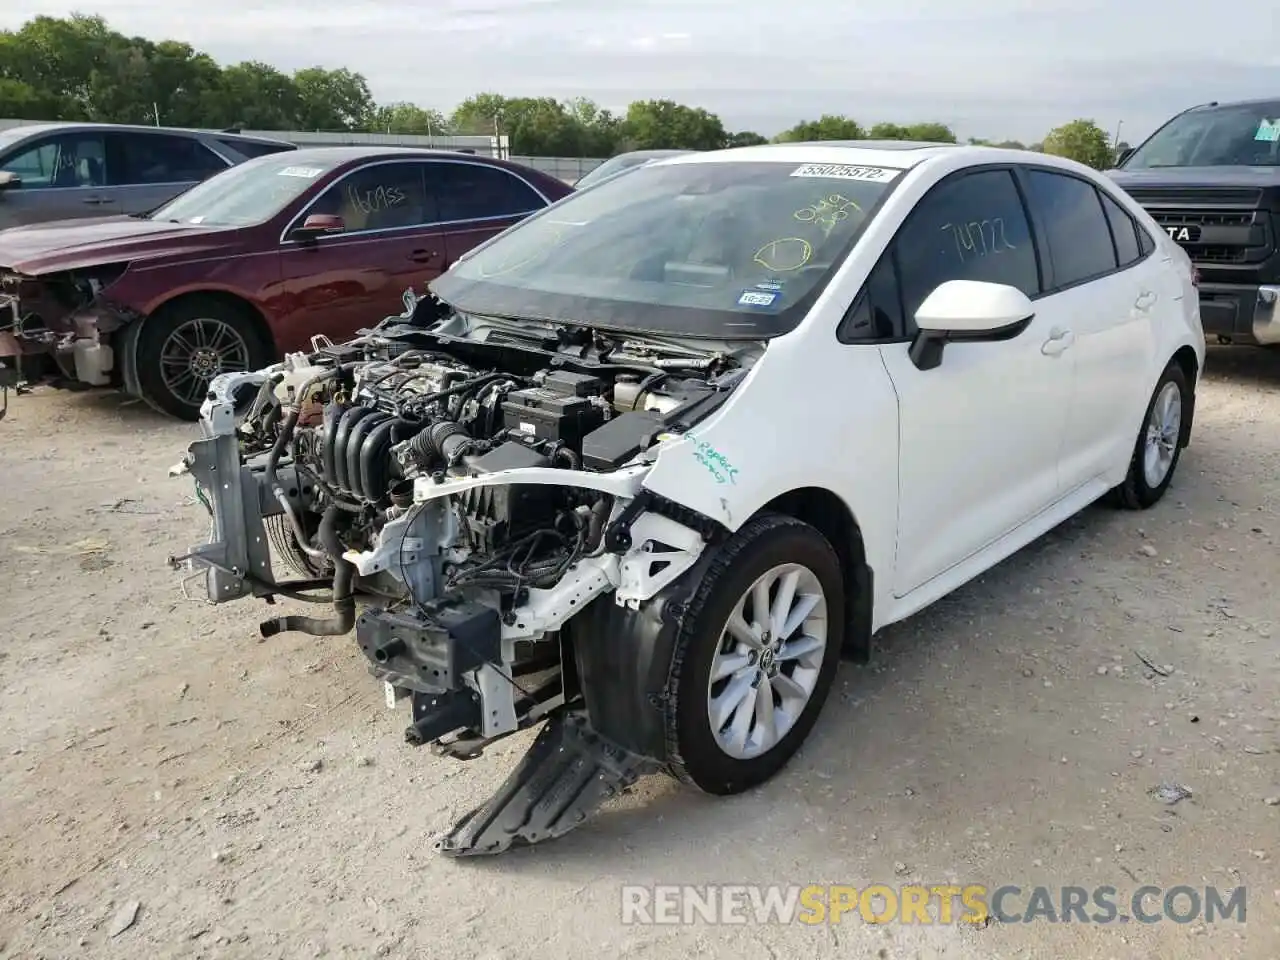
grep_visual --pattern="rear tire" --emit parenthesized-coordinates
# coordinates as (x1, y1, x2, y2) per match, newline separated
(1108, 359, 1188, 510)
(663, 514, 845, 795)
(134, 296, 271, 421)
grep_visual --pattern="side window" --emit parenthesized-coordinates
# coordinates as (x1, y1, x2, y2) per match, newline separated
(108, 133, 228, 185)
(0, 133, 106, 188)
(895, 169, 1040, 326)
(1023, 170, 1118, 288)
(1136, 220, 1156, 257)
(308, 162, 435, 233)
(838, 254, 904, 342)
(429, 163, 545, 222)
(1098, 190, 1142, 266)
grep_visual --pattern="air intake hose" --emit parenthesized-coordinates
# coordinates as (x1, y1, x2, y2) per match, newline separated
(406, 420, 473, 469)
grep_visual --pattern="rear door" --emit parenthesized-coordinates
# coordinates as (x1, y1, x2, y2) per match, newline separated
(1017, 167, 1153, 490)
(0, 131, 114, 227)
(429, 160, 553, 264)
(276, 160, 448, 349)
(104, 131, 230, 216)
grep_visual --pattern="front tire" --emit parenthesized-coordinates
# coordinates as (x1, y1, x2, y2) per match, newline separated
(1109, 359, 1189, 510)
(663, 514, 845, 795)
(134, 297, 271, 420)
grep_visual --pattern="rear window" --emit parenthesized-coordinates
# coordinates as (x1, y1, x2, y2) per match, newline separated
(217, 138, 296, 159)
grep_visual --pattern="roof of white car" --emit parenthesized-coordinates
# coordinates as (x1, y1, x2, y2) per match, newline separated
(661, 140, 1046, 171)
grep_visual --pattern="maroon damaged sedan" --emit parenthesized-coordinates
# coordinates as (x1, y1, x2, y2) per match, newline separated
(0, 147, 572, 419)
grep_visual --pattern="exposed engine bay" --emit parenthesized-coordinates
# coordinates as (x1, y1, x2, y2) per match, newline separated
(171, 291, 756, 854)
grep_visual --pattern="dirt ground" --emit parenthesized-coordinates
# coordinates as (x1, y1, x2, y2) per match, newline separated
(1, 345, 1278, 960)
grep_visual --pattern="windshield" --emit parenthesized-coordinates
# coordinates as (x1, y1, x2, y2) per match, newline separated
(433, 158, 901, 339)
(576, 151, 688, 188)
(1123, 101, 1280, 168)
(147, 154, 343, 226)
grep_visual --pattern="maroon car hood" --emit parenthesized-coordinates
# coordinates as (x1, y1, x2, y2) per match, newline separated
(0, 216, 240, 276)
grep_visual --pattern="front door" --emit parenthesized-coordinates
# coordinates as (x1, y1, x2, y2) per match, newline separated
(0, 131, 117, 228)
(277, 160, 449, 350)
(878, 167, 1074, 596)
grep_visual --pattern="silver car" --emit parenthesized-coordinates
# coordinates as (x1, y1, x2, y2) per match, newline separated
(573, 149, 694, 189)
(0, 122, 297, 229)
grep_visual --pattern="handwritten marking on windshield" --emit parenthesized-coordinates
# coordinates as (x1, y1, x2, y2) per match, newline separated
(753, 237, 813, 272)
(347, 184, 406, 214)
(685, 431, 739, 485)
(942, 219, 1017, 262)
(278, 166, 324, 178)
(795, 194, 861, 233)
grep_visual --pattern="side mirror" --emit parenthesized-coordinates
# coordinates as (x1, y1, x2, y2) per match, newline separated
(289, 213, 343, 243)
(1116, 147, 1135, 166)
(909, 279, 1034, 371)
(0, 171, 21, 192)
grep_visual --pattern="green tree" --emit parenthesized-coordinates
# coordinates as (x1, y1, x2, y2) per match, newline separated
(967, 137, 1028, 149)
(84, 33, 159, 124)
(869, 122, 909, 139)
(147, 41, 224, 127)
(0, 13, 116, 118)
(370, 102, 450, 136)
(776, 115, 864, 142)
(870, 121, 955, 142)
(623, 99, 728, 150)
(293, 66, 374, 131)
(0, 77, 59, 119)
(563, 97, 623, 156)
(727, 131, 769, 147)
(1041, 119, 1113, 169)
(450, 92, 509, 135)
(901, 122, 956, 142)
(207, 61, 301, 129)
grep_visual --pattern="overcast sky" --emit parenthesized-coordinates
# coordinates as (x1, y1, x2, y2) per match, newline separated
(4, 0, 1278, 143)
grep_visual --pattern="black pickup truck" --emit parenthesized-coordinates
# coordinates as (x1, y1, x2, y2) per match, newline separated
(1108, 97, 1280, 348)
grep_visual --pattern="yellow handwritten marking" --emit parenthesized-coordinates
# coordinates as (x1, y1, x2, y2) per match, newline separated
(794, 194, 862, 234)
(753, 237, 813, 272)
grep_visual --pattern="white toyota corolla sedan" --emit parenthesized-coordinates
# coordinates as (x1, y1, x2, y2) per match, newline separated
(180, 140, 1204, 854)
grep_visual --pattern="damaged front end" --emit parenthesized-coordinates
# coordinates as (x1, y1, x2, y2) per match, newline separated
(0, 264, 134, 393)
(170, 293, 746, 855)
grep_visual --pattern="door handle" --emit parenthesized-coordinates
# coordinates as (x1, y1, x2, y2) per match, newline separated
(1134, 290, 1157, 311)
(408, 248, 441, 264)
(81, 196, 113, 205)
(1041, 327, 1075, 356)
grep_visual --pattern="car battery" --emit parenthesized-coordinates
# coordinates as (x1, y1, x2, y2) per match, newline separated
(501, 383, 605, 447)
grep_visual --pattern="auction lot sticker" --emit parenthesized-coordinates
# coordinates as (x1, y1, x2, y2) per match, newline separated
(790, 163, 902, 182)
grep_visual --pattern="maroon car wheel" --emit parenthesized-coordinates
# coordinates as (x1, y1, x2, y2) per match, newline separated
(135, 297, 271, 420)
